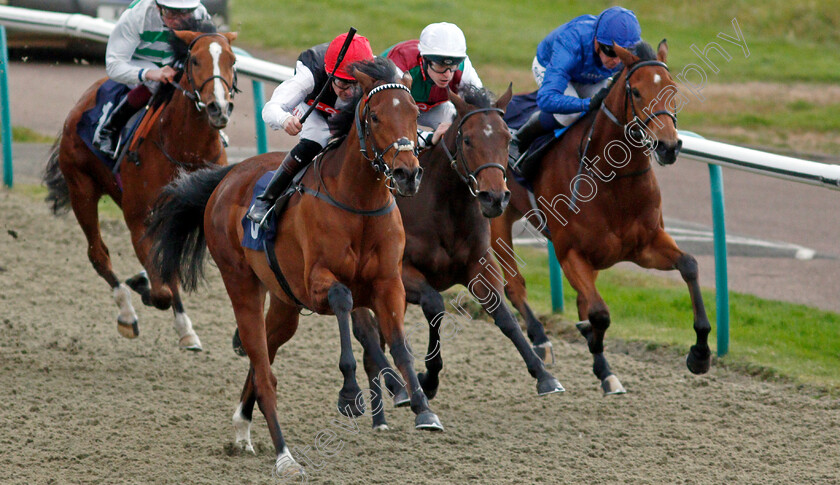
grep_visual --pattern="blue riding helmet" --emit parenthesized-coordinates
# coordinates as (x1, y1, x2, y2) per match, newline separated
(594, 6, 641, 49)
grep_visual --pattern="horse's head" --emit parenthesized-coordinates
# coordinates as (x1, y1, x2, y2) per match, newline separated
(173, 29, 239, 129)
(611, 40, 682, 165)
(445, 85, 513, 218)
(350, 58, 423, 196)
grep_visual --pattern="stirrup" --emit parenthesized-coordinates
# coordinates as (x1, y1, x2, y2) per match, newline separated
(246, 201, 275, 229)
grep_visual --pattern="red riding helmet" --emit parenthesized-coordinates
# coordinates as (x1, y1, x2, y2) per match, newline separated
(325, 33, 374, 80)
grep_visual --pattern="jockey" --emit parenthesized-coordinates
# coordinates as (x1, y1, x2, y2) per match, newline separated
(246, 33, 375, 226)
(510, 6, 642, 159)
(95, 0, 211, 157)
(384, 22, 483, 148)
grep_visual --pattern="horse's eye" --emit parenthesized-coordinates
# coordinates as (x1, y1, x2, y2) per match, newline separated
(370, 113, 379, 123)
(632, 88, 641, 98)
(191, 58, 199, 66)
(463, 136, 472, 147)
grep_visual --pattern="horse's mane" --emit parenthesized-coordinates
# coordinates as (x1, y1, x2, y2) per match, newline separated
(328, 57, 403, 138)
(169, 19, 219, 65)
(631, 41, 656, 62)
(458, 84, 495, 109)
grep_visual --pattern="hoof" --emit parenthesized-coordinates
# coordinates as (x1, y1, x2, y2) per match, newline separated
(275, 447, 305, 479)
(337, 392, 365, 418)
(373, 423, 390, 432)
(415, 411, 443, 431)
(417, 371, 439, 400)
(575, 320, 592, 338)
(116, 320, 139, 339)
(231, 329, 247, 357)
(601, 374, 626, 395)
(125, 271, 151, 295)
(686, 345, 711, 375)
(179, 333, 203, 352)
(392, 387, 410, 408)
(536, 376, 565, 396)
(236, 439, 255, 455)
(533, 341, 556, 366)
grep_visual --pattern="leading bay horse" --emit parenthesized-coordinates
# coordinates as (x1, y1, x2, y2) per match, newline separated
(145, 58, 437, 478)
(350, 85, 564, 430)
(491, 40, 712, 395)
(43, 24, 237, 350)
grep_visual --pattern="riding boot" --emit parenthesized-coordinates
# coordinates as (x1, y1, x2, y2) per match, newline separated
(509, 111, 552, 162)
(246, 139, 322, 226)
(95, 97, 139, 158)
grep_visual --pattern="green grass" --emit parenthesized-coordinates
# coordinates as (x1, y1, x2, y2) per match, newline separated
(15, 184, 123, 218)
(232, 0, 840, 87)
(512, 246, 840, 391)
(9, 127, 53, 143)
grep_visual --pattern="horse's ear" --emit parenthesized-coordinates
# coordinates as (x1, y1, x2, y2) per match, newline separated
(173, 30, 200, 47)
(400, 71, 413, 90)
(657, 39, 668, 63)
(614, 43, 639, 67)
(448, 89, 468, 117)
(223, 32, 238, 44)
(350, 66, 375, 93)
(494, 83, 513, 112)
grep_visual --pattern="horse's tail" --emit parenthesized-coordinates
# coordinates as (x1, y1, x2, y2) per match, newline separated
(146, 164, 236, 291)
(43, 135, 70, 215)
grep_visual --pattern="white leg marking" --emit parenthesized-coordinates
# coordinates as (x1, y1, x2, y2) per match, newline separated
(113, 283, 137, 325)
(232, 402, 255, 454)
(209, 42, 227, 112)
(174, 311, 202, 350)
(275, 446, 305, 478)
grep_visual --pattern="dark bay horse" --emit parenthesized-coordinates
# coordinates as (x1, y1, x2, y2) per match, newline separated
(43, 26, 238, 350)
(350, 84, 564, 429)
(145, 58, 437, 477)
(491, 40, 712, 395)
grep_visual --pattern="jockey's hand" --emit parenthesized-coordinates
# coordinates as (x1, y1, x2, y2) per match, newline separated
(282, 116, 302, 136)
(431, 122, 451, 145)
(145, 66, 177, 84)
(589, 87, 610, 111)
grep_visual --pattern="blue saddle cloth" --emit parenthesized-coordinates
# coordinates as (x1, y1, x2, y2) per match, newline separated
(241, 170, 279, 250)
(76, 80, 144, 170)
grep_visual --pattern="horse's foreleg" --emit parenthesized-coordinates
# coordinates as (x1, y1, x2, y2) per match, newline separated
(637, 231, 712, 374)
(490, 212, 554, 365)
(466, 260, 564, 396)
(562, 249, 626, 395)
(402, 266, 446, 400)
(65, 173, 138, 337)
(373, 278, 442, 431)
(234, 294, 299, 454)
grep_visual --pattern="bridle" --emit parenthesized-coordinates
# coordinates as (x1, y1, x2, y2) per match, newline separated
(440, 107, 507, 197)
(599, 60, 677, 145)
(354, 82, 419, 188)
(175, 33, 239, 113)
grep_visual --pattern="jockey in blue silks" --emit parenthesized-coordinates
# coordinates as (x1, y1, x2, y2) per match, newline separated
(510, 6, 642, 159)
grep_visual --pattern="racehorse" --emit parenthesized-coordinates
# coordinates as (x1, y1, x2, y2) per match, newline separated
(42, 25, 237, 350)
(144, 58, 437, 477)
(491, 40, 712, 395)
(350, 84, 564, 430)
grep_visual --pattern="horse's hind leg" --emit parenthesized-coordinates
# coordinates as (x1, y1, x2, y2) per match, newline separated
(490, 211, 555, 365)
(561, 249, 626, 395)
(233, 294, 299, 454)
(637, 230, 712, 374)
(64, 170, 138, 338)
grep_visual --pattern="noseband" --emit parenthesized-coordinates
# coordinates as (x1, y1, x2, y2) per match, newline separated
(355, 83, 418, 188)
(440, 107, 507, 197)
(176, 33, 239, 113)
(600, 60, 677, 144)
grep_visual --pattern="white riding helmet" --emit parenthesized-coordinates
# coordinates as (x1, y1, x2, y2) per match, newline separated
(156, 0, 201, 9)
(418, 22, 467, 59)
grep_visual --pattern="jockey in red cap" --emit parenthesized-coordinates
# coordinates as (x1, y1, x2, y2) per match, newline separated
(247, 32, 375, 226)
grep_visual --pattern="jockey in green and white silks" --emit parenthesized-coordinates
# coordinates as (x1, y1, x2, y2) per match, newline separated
(95, 0, 211, 157)
(384, 22, 483, 148)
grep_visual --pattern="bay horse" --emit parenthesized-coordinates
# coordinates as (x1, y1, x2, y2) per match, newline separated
(491, 40, 712, 395)
(145, 58, 437, 477)
(42, 25, 238, 350)
(350, 84, 564, 430)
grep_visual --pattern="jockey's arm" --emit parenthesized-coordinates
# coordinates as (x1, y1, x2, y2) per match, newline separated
(458, 56, 483, 89)
(262, 61, 316, 135)
(537, 41, 590, 115)
(105, 7, 146, 85)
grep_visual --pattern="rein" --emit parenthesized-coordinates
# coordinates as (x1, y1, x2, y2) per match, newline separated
(440, 107, 507, 196)
(174, 33, 239, 113)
